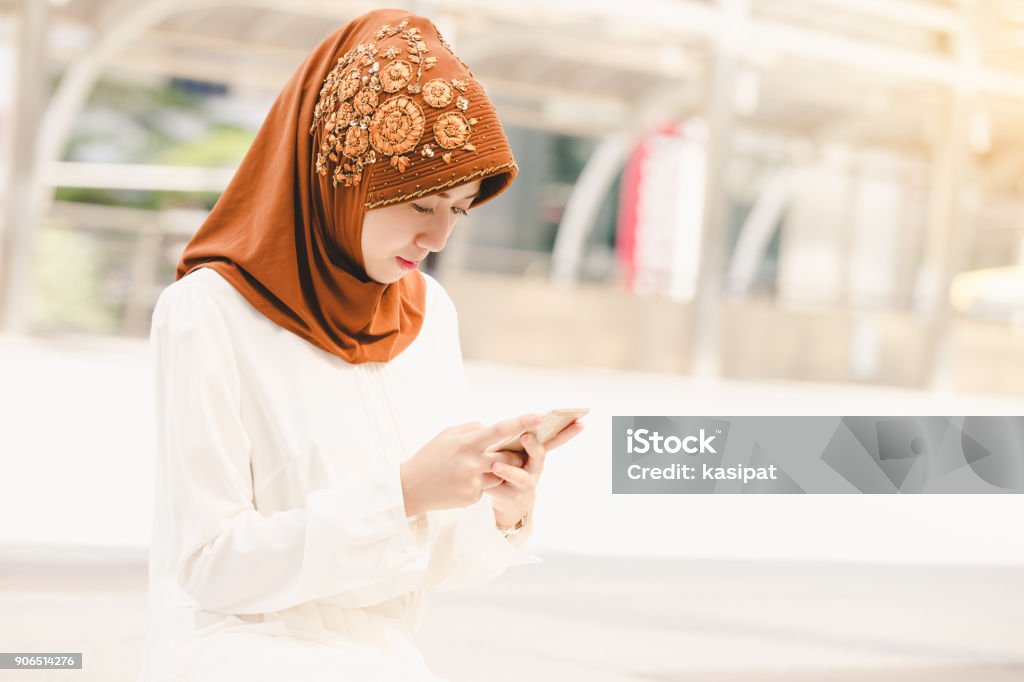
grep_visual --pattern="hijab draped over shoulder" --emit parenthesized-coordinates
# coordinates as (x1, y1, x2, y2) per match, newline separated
(175, 8, 518, 363)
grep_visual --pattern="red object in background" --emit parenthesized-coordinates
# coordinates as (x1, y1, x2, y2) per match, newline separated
(616, 137, 645, 290)
(615, 120, 706, 300)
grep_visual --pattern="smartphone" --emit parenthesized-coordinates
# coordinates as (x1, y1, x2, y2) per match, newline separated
(492, 408, 590, 453)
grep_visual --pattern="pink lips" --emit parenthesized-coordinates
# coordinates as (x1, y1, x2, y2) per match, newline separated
(396, 257, 420, 270)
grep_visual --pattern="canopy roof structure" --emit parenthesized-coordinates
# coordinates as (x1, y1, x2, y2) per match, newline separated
(3, 0, 1024, 143)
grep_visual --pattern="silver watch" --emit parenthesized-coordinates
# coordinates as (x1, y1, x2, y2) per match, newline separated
(500, 513, 527, 538)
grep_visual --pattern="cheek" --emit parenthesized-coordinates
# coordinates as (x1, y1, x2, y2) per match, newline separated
(362, 206, 417, 261)
(360, 220, 389, 259)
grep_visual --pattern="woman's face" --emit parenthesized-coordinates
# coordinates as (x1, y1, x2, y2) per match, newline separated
(360, 179, 482, 284)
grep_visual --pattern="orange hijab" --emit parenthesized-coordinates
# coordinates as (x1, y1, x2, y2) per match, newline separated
(175, 8, 518, 363)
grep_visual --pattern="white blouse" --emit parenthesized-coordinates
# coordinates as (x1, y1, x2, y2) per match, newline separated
(135, 266, 542, 682)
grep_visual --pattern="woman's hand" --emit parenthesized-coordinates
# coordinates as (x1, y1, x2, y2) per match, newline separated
(400, 413, 547, 517)
(486, 419, 585, 530)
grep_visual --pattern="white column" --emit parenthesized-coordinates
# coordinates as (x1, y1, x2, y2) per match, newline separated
(0, 0, 49, 334)
(690, 0, 747, 378)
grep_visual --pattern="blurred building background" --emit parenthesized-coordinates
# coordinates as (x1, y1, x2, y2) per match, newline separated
(2, 0, 1023, 392)
(2, 2, 1024, 681)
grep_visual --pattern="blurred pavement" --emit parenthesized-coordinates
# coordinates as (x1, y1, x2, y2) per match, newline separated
(0, 545, 1022, 681)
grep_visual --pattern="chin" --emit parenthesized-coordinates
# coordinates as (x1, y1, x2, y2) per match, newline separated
(381, 269, 407, 285)
(366, 265, 401, 285)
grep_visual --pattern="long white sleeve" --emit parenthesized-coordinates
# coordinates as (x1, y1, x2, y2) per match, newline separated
(424, 498, 542, 593)
(420, 284, 544, 592)
(150, 282, 429, 616)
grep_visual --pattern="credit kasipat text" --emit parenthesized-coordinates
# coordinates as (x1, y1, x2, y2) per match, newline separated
(625, 428, 778, 483)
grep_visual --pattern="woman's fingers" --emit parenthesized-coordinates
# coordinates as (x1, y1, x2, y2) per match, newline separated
(480, 417, 586, 497)
(480, 471, 505, 489)
(491, 458, 532, 487)
(449, 420, 483, 435)
(521, 432, 548, 476)
(466, 413, 543, 451)
(489, 450, 527, 468)
(481, 450, 527, 494)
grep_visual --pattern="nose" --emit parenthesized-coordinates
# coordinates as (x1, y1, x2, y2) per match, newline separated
(415, 212, 455, 253)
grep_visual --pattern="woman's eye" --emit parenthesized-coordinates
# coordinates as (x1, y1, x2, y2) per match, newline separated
(413, 203, 467, 217)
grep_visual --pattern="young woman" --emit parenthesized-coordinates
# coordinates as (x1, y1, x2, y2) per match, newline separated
(135, 9, 583, 681)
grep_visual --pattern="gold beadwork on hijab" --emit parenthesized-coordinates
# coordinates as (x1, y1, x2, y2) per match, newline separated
(371, 96, 425, 157)
(422, 79, 453, 108)
(434, 112, 471, 150)
(310, 18, 485, 191)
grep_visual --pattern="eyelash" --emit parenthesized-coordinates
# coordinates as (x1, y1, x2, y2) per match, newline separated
(412, 204, 468, 217)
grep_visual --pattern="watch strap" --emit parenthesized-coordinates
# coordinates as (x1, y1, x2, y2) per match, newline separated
(499, 512, 527, 538)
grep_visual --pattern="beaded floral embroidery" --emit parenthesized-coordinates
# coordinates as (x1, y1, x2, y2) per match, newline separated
(310, 19, 480, 188)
